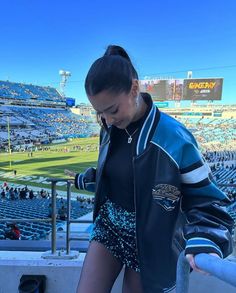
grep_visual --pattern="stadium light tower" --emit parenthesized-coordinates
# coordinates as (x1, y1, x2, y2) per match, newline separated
(59, 70, 71, 97)
(187, 71, 193, 79)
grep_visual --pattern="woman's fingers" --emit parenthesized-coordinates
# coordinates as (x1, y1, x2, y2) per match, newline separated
(185, 254, 210, 275)
(64, 169, 76, 177)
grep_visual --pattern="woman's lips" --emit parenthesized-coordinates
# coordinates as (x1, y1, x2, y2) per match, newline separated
(113, 121, 123, 127)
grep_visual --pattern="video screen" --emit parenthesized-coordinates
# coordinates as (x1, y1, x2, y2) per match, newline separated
(183, 78, 223, 100)
(140, 79, 183, 101)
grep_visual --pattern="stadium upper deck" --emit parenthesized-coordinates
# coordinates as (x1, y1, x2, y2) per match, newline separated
(0, 105, 99, 151)
(0, 81, 99, 150)
(0, 80, 65, 107)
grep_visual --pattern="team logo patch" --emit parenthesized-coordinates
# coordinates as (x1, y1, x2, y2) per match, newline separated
(152, 184, 180, 211)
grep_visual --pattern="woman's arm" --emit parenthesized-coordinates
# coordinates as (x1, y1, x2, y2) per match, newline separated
(179, 138, 234, 269)
(64, 167, 97, 193)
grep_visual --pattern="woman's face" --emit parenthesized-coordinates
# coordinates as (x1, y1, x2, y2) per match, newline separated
(89, 80, 139, 129)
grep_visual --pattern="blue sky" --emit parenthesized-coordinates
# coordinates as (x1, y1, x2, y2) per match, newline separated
(0, 0, 235, 104)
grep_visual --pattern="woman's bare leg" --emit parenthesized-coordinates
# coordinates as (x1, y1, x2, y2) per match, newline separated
(122, 266, 143, 293)
(77, 241, 123, 293)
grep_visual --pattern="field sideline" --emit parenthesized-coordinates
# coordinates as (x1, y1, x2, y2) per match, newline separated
(0, 137, 99, 193)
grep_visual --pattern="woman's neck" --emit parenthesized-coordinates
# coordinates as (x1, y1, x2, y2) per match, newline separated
(132, 94, 147, 122)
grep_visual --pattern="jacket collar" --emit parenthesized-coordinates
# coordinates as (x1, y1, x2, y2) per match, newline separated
(136, 101, 157, 156)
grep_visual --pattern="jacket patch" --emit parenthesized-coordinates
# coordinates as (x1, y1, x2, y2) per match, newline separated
(152, 184, 180, 211)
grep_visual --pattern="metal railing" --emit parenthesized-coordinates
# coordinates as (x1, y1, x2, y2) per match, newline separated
(0, 178, 92, 258)
(0, 180, 58, 253)
(52, 178, 92, 255)
(43, 178, 92, 258)
(176, 251, 236, 293)
(0, 180, 235, 259)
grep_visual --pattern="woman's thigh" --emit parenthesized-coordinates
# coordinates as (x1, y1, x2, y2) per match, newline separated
(77, 241, 124, 293)
(122, 266, 143, 293)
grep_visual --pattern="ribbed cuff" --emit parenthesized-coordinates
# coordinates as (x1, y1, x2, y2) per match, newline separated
(185, 237, 223, 258)
(74, 173, 85, 190)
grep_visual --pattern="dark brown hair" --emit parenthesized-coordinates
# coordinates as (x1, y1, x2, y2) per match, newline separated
(85, 45, 138, 97)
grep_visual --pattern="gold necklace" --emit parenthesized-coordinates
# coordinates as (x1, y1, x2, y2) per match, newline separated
(124, 128, 139, 143)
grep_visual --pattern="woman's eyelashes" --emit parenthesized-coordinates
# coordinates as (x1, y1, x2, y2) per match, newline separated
(110, 108, 118, 115)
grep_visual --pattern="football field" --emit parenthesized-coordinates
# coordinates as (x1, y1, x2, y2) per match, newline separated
(0, 137, 99, 192)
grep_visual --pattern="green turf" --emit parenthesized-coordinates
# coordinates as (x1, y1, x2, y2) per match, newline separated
(0, 137, 99, 193)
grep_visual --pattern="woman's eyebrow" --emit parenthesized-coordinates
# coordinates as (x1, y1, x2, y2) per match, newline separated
(97, 104, 116, 114)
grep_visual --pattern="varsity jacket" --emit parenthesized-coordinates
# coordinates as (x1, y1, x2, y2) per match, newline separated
(75, 99, 234, 293)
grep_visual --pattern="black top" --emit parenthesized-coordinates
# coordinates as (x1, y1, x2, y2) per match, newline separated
(103, 95, 152, 211)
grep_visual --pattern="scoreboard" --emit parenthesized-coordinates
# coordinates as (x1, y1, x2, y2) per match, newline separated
(140, 78, 223, 101)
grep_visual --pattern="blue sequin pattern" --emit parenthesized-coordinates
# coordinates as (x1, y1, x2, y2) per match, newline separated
(90, 199, 140, 272)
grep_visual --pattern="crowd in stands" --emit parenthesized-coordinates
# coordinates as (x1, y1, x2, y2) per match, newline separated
(0, 184, 94, 205)
(177, 116, 236, 150)
(2, 106, 235, 153)
(0, 105, 99, 151)
(0, 184, 40, 200)
(203, 150, 236, 163)
(200, 150, 236, 204)
(0, 80, 99, 151)
(0, 182, 94, 241)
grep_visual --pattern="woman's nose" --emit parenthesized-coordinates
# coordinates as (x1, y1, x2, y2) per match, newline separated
(103, 114, 115, 126)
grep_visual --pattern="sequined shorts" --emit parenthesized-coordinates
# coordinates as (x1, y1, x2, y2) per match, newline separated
(89, 199, 139, 272)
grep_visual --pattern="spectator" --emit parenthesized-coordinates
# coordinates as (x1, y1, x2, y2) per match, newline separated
(0, 189, 5, 199)
(4, 223, 21, 240)
(14, 188, 18, 199)
(2, 182, 8, 189)
(29, 190, 34, 199)
(58, 205, 66, 221)
(9, 188, 15, 200)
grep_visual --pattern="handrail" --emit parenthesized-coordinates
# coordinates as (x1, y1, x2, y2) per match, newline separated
(0, 178, 92, 257)
(0, 219, 51, 223)
(0, 179, 59, 253)
(48, 178, 92, 257)
(66, 181, 71, 255)
(176, 251, 236, 293)
(51, 180, 57, 254)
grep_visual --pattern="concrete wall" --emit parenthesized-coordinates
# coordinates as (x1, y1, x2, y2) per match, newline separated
(0, 251, 124, 293)
(0, 251, 235, 293)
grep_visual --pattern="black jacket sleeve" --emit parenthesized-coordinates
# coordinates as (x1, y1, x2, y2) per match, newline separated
(180, 139, 234, 258)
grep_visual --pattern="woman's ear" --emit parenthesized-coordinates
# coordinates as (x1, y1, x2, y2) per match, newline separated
(131, 79, 140, 97)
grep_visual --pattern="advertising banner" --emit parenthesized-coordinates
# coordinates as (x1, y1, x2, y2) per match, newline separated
(183, 78, 223, 100)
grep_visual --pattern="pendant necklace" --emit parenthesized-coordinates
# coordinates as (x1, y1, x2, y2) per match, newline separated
(124, 128, 139, 143)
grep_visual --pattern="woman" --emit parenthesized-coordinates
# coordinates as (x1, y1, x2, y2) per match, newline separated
(65, 45, 233, 293)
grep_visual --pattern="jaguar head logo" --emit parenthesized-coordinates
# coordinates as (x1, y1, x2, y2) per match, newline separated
(152, 184, 180, 211)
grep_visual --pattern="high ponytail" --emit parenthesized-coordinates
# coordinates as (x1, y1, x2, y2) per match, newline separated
(104, 45, 132, 62)
(85, 45, 138, 97)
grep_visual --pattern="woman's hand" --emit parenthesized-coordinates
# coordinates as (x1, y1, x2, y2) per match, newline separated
(64, 169, 76, 177)
(186, 253, 220, 275)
